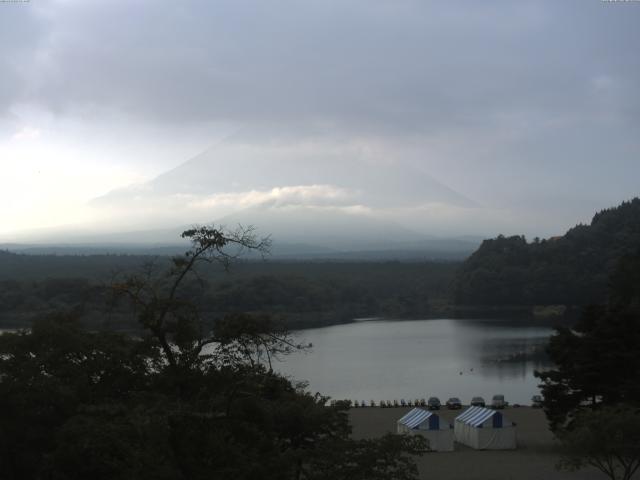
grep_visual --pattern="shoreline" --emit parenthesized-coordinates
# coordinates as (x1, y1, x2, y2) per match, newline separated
(349, 406, 616, 480)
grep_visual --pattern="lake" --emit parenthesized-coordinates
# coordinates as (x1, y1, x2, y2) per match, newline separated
(0, 318, 555, 405)
(277, 318, 555, 405)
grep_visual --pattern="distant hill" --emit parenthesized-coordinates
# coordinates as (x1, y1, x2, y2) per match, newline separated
(7, 133, 485, 254)
(453, 198, 640, 308)
(0, 249, 459, 331)
(0, 238, 477, 263)
(84, 133, 480, 247)
(0, 250, 159, 281)
(1, 221, 479, 261)
(94, 135, 475, 212)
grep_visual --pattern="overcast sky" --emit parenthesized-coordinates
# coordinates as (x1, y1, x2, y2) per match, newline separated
(1, 0, 639, 240)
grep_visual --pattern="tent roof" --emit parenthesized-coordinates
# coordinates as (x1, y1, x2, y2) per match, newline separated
(455, 406, 503, 427)
(397, 408, 434, 429)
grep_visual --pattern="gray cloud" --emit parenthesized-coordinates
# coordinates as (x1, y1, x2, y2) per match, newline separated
(1, 0, 639, 238)
(2, 1, 636, 130)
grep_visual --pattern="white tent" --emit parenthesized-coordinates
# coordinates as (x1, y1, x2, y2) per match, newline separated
(396, 408, 454, 452)
(454, 406, 516, 450)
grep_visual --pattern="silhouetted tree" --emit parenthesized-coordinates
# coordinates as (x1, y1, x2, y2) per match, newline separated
(557, 405, 640, 480)
(535, 251, 640, 430)
(0, 225, 427, 480)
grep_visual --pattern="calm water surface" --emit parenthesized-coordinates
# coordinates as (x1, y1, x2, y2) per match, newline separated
(0, 319, 554, 405)
(277, 319, 554, 405)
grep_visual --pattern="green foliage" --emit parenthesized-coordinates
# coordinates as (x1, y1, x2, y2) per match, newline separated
(206, 265, 442, 327)
(454, 198, 640, 307)
(0, 260, 456, 331)
(0, 314, 160, 479)
(303, 434, 427, 480)
(0, 226, 425, 480)
(557, 405, 640, 480)
(535, 252, 640, 431)
(0, 316, 425, 480)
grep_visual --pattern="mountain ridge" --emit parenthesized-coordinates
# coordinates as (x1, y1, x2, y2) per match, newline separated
(88, 134, 480, 242)
(454, 197, 640, 307)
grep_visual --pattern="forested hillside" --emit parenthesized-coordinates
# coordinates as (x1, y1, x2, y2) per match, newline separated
(5, 198, 638, 328)
(0, 253, 457, 330)
(454, 198, 640, 307)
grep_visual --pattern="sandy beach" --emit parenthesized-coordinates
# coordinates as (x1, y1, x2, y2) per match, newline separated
(349, 406, 621, 480)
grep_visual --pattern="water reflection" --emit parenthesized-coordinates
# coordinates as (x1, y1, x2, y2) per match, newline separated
(277, 319, 555, 404)
(477, 337, 549, 380)
(450, 319, 552, 380)
(1, 320, 555, 405)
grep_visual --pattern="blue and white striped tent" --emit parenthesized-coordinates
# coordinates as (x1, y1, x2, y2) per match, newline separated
(454, 406, 516, 450)
(397, 408, 440, 430)
(396, 408, 454, 451)
(456, 406, 505, 428)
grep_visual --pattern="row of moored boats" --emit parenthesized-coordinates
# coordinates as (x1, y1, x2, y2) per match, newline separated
(330, 394, 544, 409)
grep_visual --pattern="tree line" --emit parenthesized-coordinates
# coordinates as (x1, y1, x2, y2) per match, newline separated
(0, 257, 457, 331)
(454, 198, 640, 308)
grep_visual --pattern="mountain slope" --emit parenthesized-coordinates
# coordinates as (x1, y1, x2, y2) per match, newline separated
(89, 133, 478, 245)
(97, 136, 475, 210)
(453, 198, 640, 307)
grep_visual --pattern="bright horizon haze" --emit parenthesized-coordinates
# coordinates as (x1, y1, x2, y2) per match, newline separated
(1, 0, 639, 244)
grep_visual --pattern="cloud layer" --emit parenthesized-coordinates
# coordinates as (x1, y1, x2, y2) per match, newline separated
(1, 0, 639, 238)
(4, 1, 638, 131)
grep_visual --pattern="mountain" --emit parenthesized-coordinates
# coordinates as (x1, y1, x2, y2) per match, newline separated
(96, 134, 475, 210)
(10, 132, 483, 256)
(217, 205, 426, 249)
(88, 132, 478, 247)
(453, 198, 640, 307)
(1, 206, 480, 259)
